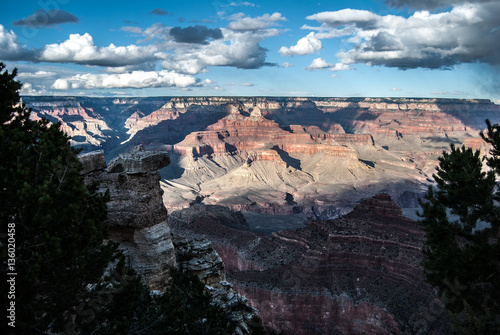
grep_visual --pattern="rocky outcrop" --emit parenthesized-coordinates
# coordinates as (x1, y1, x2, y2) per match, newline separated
(80, 146, 176, 289)
(172, 219, 261, 335)
(79, 148, 260, 334)
(107, 145, 170, 174)
(168, 196, 446, 334)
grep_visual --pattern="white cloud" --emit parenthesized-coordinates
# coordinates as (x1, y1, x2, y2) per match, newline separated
(279, 32, 322, 56)
(51, 70, 197, 90)
(305, 58, 351, 71)
(226, 12, 286, 31)
(0, 25, 35, 61)
(305, 58, 332, 70)
(20, 82, 44, 95)
(160, 14, 285, 74)
(304, 2, 500, 69)
(52, 79, 70, 90)
(241, 82, 254, 86)
(306, 9, 380, 28)
(329, 63, 350, 71)
(280, 62, 294, 67)
(40, 33, 160, 67)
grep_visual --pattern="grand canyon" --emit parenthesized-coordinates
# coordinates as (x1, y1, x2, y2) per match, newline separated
(26, 96, 500, 333)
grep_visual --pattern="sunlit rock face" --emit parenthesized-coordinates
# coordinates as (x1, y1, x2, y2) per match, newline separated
(34, 96, 500, 220)
(167, 195, 445, 334)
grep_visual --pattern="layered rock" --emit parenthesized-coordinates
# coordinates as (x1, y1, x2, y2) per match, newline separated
(79, 148, 260, 334)
(80, 146, 176, 289)
(172, 234, 261, 335)
(28, 96, 500, 219)
(168, 196, 446, 334)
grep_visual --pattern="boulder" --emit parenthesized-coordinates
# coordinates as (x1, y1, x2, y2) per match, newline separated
(78, 150, 107, 175)
(107, 145, 170, 174)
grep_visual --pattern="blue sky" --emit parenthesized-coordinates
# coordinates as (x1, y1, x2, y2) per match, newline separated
(0, 0, 499, 101)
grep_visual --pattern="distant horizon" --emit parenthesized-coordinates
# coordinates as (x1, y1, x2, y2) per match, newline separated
(2, 1, 499, 102)
(19, 95, 499, 103)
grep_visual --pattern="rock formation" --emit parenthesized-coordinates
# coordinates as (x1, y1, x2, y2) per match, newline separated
(168, 195, 447, 334)
(80, 146, 175, 289)
(28, 96, 500, 224)
(79, 147, 260, 334)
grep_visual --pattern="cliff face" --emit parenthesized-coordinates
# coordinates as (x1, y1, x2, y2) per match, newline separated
(80, 146, 176, 289)
(79, 147, 260, 334)
(168, 195, 446, 334)
(29, 96, 500, 220)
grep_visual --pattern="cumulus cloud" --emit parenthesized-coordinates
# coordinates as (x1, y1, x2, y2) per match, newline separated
(20, 82, 44, 95)
(51, 70, 197, 90)
(40, 33, 160, 67)
(226, 12, 285, 31)
(305, 58, 332, 70)
(169, 25, 223, 44)
(0, 25, 36, 61)
(304, 2, 500, 69)
(329, 63, 350, 71)
(305, 58, 350, 71)
(279, 32, 322, 56)
(159, 13, 285, 74)
(13, 9, 78, 28)
(160, 30, 271, 74)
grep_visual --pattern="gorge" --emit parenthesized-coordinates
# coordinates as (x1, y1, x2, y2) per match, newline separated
(25, 96, 500, 222)
(29, 96, 500, 333)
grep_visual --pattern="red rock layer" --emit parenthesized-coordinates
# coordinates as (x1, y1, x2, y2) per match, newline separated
(173, 104, 361, 160)
(168, 195, 443, 334)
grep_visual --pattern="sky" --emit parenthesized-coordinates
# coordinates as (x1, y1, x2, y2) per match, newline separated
(0, 0, 499, 100)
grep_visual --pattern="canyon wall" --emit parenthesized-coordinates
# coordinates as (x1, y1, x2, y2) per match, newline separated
(29, 96, 500, 221)
(168, 195, 448, 334)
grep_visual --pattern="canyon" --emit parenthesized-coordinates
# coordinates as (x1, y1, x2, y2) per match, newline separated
(25, 96, 500, 223)
(168, 194, 448, 334)
(29, 96, 499, 333)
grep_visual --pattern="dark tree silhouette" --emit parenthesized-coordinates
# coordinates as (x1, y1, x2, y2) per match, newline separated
(418, 122, 500, 334)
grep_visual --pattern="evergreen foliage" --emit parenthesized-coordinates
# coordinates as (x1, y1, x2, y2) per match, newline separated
(418, 124, 500, 334)
(82, 267, 236, 334)
(0, 62, 123, 333)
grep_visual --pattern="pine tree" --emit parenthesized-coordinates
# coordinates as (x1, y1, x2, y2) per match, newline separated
(418, 126, 500, 333)
(0, 62, 120, 333)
